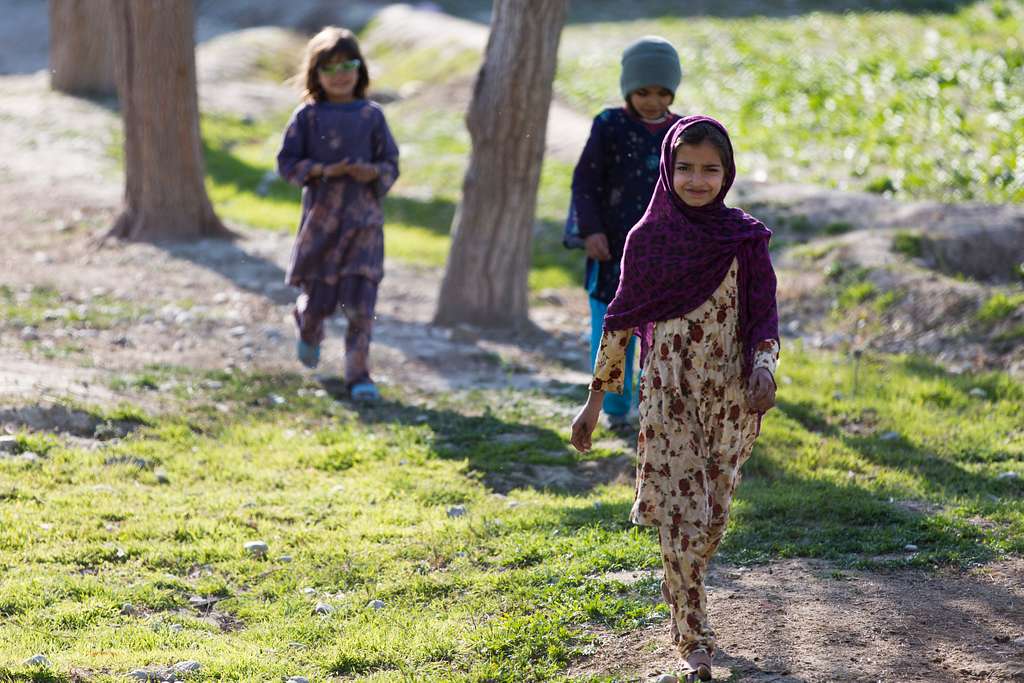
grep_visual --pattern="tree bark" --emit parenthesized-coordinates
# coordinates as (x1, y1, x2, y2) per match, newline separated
(433, 0, 569, 330)
(106, 0, 231, 242)
(49, 0, 117, 97)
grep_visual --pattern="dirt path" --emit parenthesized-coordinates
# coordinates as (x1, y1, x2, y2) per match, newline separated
(574, 559, 1024, 682)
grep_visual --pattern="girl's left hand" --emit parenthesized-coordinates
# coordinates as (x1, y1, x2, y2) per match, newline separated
(746, 368, 776, 413)
(345, 163, 379, 183)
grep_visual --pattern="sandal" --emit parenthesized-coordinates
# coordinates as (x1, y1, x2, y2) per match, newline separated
(296, 340, 320, 369)
(681, 649, 713, 682)
(349, 380, 380, 402)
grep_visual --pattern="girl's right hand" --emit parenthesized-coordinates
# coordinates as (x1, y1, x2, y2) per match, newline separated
(322, 160, 348, 178)
(570, 394, 603, 452)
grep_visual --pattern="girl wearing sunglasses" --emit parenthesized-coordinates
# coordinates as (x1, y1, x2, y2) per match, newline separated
(277, 27, 400, 402)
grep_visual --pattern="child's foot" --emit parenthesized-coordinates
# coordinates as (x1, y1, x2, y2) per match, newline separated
(349, 380, 380, 402)
(682, 649, 713, 682)
(297, 340, 320, 369)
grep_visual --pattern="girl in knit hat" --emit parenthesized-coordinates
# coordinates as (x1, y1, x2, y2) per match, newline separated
(570, 116, 780, 682)
(571, 35, 683, 429)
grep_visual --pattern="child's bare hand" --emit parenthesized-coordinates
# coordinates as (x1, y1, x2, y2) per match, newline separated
(570, 401, 602, 452)
(746, 368, 776, 413)
(345, 163, 379, 183)
(584, 233, 612, 261)
(322, 160, 349, 178)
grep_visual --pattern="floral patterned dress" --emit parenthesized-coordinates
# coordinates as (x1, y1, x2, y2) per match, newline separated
(591, 256, 778, 656)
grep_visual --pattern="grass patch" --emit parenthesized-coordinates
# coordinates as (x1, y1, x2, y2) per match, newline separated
(0, 285, 144, 331)
(556, 1, 1024, 203)
(977, 291, 1024, 323)
(1, 347, 1022, 677)
(892, 230, 924, 258)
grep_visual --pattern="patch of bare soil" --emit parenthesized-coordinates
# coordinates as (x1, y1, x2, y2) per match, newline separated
(570, 558, 1024, 683)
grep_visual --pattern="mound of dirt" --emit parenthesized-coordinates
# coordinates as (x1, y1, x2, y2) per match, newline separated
(0, 403, 141, 439)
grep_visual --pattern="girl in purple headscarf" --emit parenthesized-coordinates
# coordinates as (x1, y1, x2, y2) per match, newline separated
(571, 116, 779, 682)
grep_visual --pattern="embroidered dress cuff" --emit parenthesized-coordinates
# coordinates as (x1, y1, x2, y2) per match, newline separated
(753, 339, 780, 377)
(591, 328, 631, 394)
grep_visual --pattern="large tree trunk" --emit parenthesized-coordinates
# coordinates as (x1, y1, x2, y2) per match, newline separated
(49, 0, 117, 97)
(433, 0, 569, 330)
(106, 0, 231, 242)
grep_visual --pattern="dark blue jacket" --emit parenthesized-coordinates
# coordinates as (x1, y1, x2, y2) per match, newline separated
(572, 107, 678, 303)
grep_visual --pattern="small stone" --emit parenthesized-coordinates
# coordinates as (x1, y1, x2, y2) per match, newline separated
(313, 601, 334, 615)
(173, 660, 201, 674)
(286, 677, 310, 683)
(446, 505, 467, 518)
(168, 623, 183, 632)
(329, 484, 345, 495)
(969, 387, 988, 398)
(997, 471, 1020, 481)
(654, 675, 679, 683)
(301, 587, 316, 595)
(154, 468, 170, 484)
(20, 451, 40, 462)
(244, 540, 269, 557)
(229, 325, 247, 337)
(120, 603, 138, 616)
(128, 670, 152, 681)
(833, 391, 845, 400)
(367, 599, 385, 610)
(879, 431, 900, 441)
(24, 654, 50, 667)
(904, 544, 919, 552)
(279, 555, 293, 563)
(20, 326, 39, 341)
(0, 435, 17, 452)
(269, 394, 286, 405)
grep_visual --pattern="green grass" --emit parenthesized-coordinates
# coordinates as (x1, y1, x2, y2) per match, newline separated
(1, 348, 1022, 680)
(0, 285, 145, 331)
(556, 1, 1024, 203)
(892, 230, 924, 258)
(977, 291, 1024, 323)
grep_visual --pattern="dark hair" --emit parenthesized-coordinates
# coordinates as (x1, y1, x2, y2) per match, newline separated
(674, 122, 734, 176)
(298, 26, 369, 102)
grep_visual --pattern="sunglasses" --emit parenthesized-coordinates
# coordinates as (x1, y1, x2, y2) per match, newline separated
(318, 58, 361, 75)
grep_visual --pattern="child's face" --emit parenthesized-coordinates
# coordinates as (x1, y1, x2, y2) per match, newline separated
(318, 54, 360, 101)
(628, 86, 673, 120)
(672, 141, 725, 207)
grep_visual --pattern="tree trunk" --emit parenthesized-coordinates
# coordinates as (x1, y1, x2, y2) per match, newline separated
(433, 0, 569, 330)
(49, 0, 117, 97)
(106, 0, 231, 242)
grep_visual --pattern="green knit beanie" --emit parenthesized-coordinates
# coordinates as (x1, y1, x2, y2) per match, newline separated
(620, 36, 682, 100)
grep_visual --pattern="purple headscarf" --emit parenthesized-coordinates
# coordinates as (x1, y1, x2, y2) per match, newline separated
(603, 115, 779, 377)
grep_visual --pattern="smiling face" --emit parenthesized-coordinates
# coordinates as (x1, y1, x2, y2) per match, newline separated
(672, 140, 726, 207)
(628, 85, 673, 121)
(317, 54, 360, 102)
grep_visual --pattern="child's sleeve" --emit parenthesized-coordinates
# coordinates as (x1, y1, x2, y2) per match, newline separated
(748, 239, 781, 375)
(572, 114, 609, 238)
(591, 328, 632, 395)
(276, 106, 316, 187)
(369, 111, 400, 199)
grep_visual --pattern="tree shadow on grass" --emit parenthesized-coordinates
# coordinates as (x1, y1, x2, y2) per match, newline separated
(324, 388, 633, 495)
